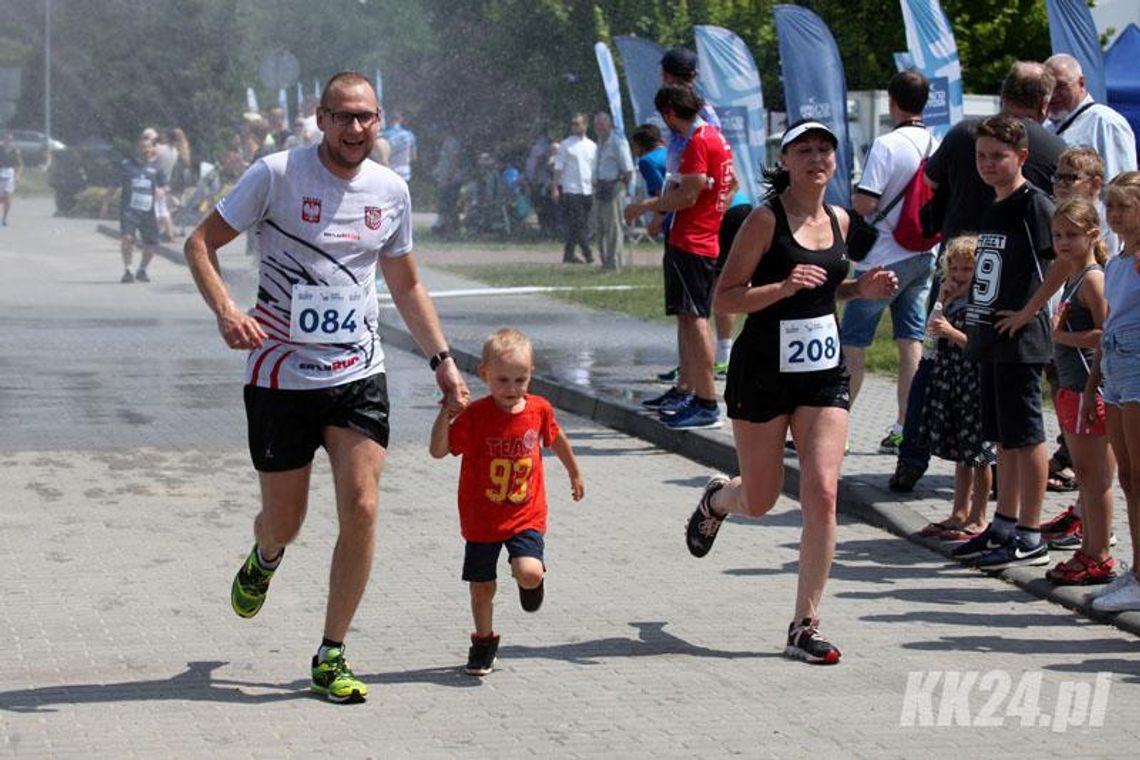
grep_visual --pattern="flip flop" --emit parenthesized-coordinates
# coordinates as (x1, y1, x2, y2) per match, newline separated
(918, 520, 956, 538)
(939, 527, 981, 542)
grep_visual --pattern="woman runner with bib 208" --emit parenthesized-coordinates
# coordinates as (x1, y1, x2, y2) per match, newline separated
(683, 121, 898, 664)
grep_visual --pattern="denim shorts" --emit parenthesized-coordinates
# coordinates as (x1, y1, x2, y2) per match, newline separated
(1102, 331, 1140, 407)
(462, 529, 545, 583)
(839, 253, 936, 347)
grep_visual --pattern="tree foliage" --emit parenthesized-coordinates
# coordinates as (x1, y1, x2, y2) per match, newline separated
(0, 0, 1054, 161)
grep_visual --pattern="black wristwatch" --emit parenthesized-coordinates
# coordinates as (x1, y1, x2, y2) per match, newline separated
(429, 349, 452, 371)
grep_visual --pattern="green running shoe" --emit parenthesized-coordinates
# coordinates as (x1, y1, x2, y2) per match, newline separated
(230, 545, 277, 619)
(713, 360, 729, 379)
(311, 648, 367, 703)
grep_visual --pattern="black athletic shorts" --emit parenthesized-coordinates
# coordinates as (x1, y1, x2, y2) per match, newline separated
(724, 341, 850, 423)
(244, 373, 390, 472)
(980, 362, 1045, 449)
(120, 210, 159, 246)
(462, 529, 546, 583)
(664, 244, 718, 318)
(716, 204, 752, 274)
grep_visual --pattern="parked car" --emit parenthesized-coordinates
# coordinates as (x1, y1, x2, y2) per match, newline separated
(47, 137, 117, 215)
(5, 129, 67, 165)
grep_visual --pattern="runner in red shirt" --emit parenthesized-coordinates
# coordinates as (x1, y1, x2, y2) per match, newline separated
(625, 84, 736, 429)
(430, 328, 584, 676)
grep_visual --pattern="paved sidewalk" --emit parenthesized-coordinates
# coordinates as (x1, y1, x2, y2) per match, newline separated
(2, 199, 1137, 758)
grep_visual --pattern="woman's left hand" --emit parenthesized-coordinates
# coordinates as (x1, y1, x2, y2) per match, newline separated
(857, 266, 900, 299)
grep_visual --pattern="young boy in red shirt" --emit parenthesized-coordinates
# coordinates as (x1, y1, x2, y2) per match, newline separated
(430, 328, 585, 675)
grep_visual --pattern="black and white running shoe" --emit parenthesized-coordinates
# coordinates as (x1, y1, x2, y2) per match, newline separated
(685, 475, 729, 557)
(785, 617, 841, 665)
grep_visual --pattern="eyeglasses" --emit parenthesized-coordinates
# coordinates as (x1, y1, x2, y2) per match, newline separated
(322, 109, 380, 128)
(1053, 172, 1091, 185)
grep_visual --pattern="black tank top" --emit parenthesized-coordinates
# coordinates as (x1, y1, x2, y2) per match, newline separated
(1055, 264, 1101, 391)
(738, 196, 850, 345)
(0, 145, 16, 169)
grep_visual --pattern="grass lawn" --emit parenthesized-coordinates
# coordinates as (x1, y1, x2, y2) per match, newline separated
(436, 260, 903, 375)
(437, 262, 667, 322)
(14, 167, 52, 197)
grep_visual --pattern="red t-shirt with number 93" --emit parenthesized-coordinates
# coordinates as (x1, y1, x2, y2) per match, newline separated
(448, 394, 559, 542)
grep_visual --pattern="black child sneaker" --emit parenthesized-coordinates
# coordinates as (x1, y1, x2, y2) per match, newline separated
(785, 617, 841, 664)
(519, 580, 544, 612)
(465, 633, 500, 676)
(685, 475, 729, 557)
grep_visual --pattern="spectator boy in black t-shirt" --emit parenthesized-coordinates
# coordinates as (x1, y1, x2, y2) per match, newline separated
(953, 114, 1070, 571)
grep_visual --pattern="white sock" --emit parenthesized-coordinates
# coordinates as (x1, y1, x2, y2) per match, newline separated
(715, 339, 732, 364)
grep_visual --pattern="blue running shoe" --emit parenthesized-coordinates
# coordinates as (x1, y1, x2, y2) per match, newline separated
(973, 537, 1050, 570)
(664, 402, 722, 430)
(951, 525, 1009, 562)
(643, 386, 683, 410)
(657, 391, 695, 418)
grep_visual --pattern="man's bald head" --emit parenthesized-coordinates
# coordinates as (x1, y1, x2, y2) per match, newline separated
(1044, 53, 1088, 120)
(1000, 61, 1055, 123)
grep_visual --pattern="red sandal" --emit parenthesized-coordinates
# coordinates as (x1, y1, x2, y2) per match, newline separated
(1045, 551, 1116, 585)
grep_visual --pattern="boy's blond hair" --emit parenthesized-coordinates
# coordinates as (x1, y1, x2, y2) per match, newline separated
(940, 235, 978, 280)
(481, 327, 533, 366)
(1057, 146, 1106, 181)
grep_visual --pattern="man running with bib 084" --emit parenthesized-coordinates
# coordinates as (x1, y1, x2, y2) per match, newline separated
(184, 71, 469, 703)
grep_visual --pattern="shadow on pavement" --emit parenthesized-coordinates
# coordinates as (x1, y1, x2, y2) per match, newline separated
(0, 661, 304, 713)
(499, 621, 780, 666)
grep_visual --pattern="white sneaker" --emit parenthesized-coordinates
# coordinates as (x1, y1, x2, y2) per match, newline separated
(1090, 570, 1140, 612)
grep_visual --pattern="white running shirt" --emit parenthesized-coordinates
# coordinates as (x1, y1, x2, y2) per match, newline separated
(217, 145, 413, 390)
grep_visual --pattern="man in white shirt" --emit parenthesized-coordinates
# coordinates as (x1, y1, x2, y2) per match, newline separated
(552, 113, 597, 263)
(1045, 53, 1137, 181)
(841, 70, 940, 454)
(184, 72, 468, 704)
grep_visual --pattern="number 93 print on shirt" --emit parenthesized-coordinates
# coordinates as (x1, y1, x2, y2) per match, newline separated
(448, 395, 560, 543)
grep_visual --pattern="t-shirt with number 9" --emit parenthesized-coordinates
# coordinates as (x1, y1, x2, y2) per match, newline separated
(964, 183, 1055, 364)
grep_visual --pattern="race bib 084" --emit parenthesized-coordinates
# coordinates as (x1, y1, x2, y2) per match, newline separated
(289, 284, 369, 344)
(779, 315, 840, 373)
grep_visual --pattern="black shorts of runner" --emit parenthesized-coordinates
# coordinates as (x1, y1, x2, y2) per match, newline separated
(244, 373, 390, 472)
(120, 210, 159, 246)
(716, 204, 752, 274)
(664, 244, 718, 318)
(724, 343, 850, 424)
(462, 529, 545, 582)
(980, 362, 1045, 449)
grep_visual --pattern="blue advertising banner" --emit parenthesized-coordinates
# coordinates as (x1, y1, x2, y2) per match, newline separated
(773, 4, 852, 206)
(1046, 0, 1107, 103)
(594, 42, 626, 137)
(899, 0, 964, 138)
(694, 25, 766, 203)
(614, 36, 667, 131)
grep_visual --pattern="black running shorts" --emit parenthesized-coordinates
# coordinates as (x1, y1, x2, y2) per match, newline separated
(664, 244, 718, 318)
(244, 373, 390, 472)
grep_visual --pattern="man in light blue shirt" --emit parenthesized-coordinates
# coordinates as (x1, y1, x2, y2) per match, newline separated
(1045, 54, 1137, 182)
(383, 111, 418, 182)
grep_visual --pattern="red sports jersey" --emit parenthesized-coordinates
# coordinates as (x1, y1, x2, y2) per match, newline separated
(669, 123, 735, 258)
(448, 394, 560, 542)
